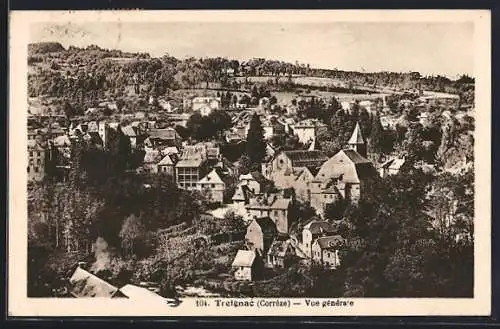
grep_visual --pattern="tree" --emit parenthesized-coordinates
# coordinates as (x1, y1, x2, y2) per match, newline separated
(119, 213, 145, 256)
(245, 114, 266, 165)
(368, 113, 385, 159)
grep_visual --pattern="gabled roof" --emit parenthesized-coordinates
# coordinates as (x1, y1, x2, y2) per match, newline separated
(342, 149, 371, 164)
(347, 122, 365, 145)
(175, 159, 204, 168)
(119, 284, 166, 301)
(232, 184, 250, 202)
(158, 154, 176, 166)
(198, 169, 225, 185)
(303, 220, 336, 235)
(282, 150, 328, 168)
(121, 125, 136, 137)
(315, 235, 345, 250)
(143, 149, 161, 163)
(316, 149, 374, 184)
(149, 128, 179, 140)
(270, 198, 291, 210)
(381, 158, 406, 170)
(253, 216, 277, 234)
(267, 239, 293, 258)
(68, 266, 121, 298)
(232, 250, 256, 267)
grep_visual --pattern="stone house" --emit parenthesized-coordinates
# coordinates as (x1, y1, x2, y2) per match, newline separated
(196, 168, 226, 204)
(311, 235, 344, 269)
(232, 250, 258, 281)
(245, 216, 277, 256)
(301, 220, 336, 258)
(266, 239, 295, 269)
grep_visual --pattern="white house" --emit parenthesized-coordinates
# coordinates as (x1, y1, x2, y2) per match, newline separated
(196, 168, 226, 204)
(232, 250, 257, 281)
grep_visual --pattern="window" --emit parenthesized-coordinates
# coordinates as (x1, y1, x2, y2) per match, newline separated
(211, 184, 215, 188)
(37, 159, 41, 165)
(34, 167, 39, 173)
(27, 167, 30, 173)
(29, 151, 33, 157)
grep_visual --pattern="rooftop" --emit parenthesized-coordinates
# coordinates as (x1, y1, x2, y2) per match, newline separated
(231, 250, 256, 267)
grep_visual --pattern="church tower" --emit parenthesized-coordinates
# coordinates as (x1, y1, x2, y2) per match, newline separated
(347, 122, 367, 158)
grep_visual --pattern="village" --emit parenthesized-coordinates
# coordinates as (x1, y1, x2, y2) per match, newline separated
(27, 42, 475, 301)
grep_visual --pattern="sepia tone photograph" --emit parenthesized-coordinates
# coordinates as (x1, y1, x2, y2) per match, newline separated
(8, 10, 491, 316)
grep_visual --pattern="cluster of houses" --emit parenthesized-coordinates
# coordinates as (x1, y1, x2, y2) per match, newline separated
(229, 123, 377, 281)
(29, 92, 417, 286)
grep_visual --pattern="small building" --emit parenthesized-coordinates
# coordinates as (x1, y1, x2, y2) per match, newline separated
(196, 168, 226, 204)
(238, 172, 263, 194)
(301, 220, 336, 258)
(121, 125, 138, 148)
(311, 235, 344, 269)
(68, 266, 126, 298)
(266, 239, 295, 269)
(27, 140, 46, 182)
(119, 284, 167, 302)
(192, 96, 221, 112)
(291, 119, 319, 144)
(379, 158, 406, 178)
(157, 154, 177, 176)
(231, 250, 257, 281)
(245, 216, 277, 256)
(148, 128, 181, 148)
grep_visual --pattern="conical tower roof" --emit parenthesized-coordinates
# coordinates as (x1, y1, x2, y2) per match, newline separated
(348, 122, 365, 145)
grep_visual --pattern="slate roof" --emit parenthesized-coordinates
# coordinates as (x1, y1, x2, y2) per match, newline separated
(231, 250, 256, 267)
(283, 150, 328, 168)
(149, 128, 178, 140)
(347, 122, 365, 145)
(253, 216, 277, 235)
(121, 125, 137, 137)
(68, 267, 121, 298)
(157, 154, 176, 166)
(315, 149, 374, 184)
(315, 235, 345, 250)
(267, 239, 292, 258)
(303, 220, 336, 235)
(381, 158, 406, 170)
(342, 149, 371, 164)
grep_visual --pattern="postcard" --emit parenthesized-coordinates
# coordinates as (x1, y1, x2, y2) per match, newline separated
(8, 10, 491, 316)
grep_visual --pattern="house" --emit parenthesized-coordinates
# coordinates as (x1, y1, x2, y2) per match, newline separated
(245, 216, 277, 256)
(148, 128, 181, 147)
(379, 157, 406, 178)
(245, 194, 292, 235)
(175, 145, 209, 190)
(157, 153, 178, 176)
(231, 184, 253, 217)
(238, 172, 263, 194)
(175, 158, 207, 190)
(291, 119, 319, 144)
(290, 167, 315, 203)
(141, 148, 162, 174)
(265, 150, 328, 188)
(232, 250, 258, 281)
(192, 96, 221, 112)
(121, 125, 137, 148)
(301, 220, 336, 258)
(27, 140, 46, 182)
(196, 168, 226, 204)
(52, 134, 72, 159)
(311, 235, 344, 269)
(266, 239, 295, 269)
(68, 266, 126, 298)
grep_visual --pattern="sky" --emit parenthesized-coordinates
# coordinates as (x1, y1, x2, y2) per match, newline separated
(30, 21, 474, 78)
